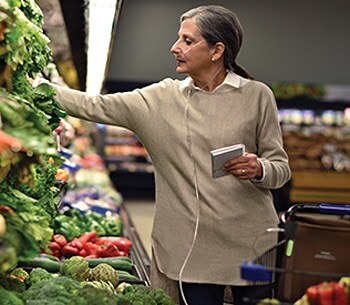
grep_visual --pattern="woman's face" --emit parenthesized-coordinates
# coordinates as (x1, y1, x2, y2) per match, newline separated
(170, 18, 214, 77)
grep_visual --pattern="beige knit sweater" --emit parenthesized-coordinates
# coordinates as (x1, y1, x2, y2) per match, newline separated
(51, 73, 291, 287)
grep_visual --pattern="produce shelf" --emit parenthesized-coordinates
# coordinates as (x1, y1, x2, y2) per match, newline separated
(119, 203, 151, 285)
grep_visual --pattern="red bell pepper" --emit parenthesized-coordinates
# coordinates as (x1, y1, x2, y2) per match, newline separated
(83, 242, 102, 256)
(97, 242, 121, 258)
(85, 254, 98, 259)
(48, 241, 61, 258)
(60, 236, 87, 258)
(306, 281, 348, 305)
(69, 238, 83, 251)
(78, 231, 98, 245)
(78, 249, 87, 257)
(329, 282, 348, 305)
(61, 244, 79, 257)
(52, 234, 67, 248)
(95, 237, 132, 253)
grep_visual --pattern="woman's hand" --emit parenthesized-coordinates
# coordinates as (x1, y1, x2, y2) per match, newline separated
(223, 153, 262, 180)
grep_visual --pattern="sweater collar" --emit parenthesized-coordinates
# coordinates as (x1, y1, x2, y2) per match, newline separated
(179, 71, 249, 94)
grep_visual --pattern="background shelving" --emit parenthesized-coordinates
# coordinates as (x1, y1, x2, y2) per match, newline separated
(276, 98, 350, 205)
(97, 125, 155, 199)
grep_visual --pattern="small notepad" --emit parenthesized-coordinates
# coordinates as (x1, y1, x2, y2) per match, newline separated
(210, 144, 245, 178)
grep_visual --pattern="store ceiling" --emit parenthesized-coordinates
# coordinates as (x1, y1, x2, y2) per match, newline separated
(58, 0, 87, 90)
(37, 0, 123, 92)
(37, 0, 87, 90)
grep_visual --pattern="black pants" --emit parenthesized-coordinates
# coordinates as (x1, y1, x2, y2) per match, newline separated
(178, 282, 272, 305)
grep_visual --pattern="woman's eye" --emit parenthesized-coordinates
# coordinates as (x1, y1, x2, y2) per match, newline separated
(185, 39, 192, 45)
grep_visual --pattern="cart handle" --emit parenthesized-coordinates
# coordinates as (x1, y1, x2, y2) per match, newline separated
(281, 203, 350, 223)
(319, 203, 350, 215)
(240, 262, 273, 282)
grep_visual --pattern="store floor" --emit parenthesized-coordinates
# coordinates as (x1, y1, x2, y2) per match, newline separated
(123, 198, 155, 259)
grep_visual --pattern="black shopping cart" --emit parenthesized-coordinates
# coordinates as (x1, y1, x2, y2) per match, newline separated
(241, 203, 350, 304)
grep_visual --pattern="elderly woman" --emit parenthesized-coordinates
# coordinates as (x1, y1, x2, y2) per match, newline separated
(46, 5, 291, 305)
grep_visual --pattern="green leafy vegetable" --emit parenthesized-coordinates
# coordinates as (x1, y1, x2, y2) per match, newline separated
(0, 0, 65, 275)
(0, 90, 60, 155)
(19, 0, 44, 27)
(3, 5, 51, 76)
(33, 82, 66, 131)
(1, 210, 40, 260)
(0, 272, 26, 292)
(10, 67, 33, 100)
(0, 286, 23, 305)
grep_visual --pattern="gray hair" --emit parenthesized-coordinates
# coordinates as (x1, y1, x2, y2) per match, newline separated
(181, 5, 253, 79)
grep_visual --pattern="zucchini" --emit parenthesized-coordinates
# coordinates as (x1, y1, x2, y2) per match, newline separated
(110, 256, 133, 263)
(116, 270, 134, 275)
(37, 253, 60, 262)
(87, 257, 133, 272)
(18, 257, 61, 273)
(116, 270, 139, 282)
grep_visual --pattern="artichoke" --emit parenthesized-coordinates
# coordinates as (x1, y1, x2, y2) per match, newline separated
(59, 256, 90, 281)
(89, 263, 119, 288)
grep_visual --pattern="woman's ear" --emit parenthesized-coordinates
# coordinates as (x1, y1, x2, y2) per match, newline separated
(212, 42, 225, 61)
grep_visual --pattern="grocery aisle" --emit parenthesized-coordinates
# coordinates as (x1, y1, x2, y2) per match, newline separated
(123, 198, 155, 259)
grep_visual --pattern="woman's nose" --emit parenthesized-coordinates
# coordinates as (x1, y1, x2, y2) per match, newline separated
(170, 40, 180, 54)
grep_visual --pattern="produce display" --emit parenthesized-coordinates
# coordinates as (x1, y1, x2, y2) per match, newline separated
(270, 82, 325, 100)
(0, 0, 65, 273)
(53, 209, 123, 242)
(258, 277, 350, 305)
(0, 261, 174, 305)
(0, 1, 348, 304)
(304, 281, 348, 305)
(0, 1, 176, 304)
(100, 125, 154, 173)
(47, 231, 132, 259)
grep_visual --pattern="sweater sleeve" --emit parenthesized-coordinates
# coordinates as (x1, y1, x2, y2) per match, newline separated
(49, 80, 168, 132)
(253, 83, 291, 189)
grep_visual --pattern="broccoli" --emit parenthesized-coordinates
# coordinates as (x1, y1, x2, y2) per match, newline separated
(25, 301, 66, 305)
(25, 283, 118, 305)
(0, 286, 24, 305)
(149, 288, 176, 305)
(114, 296, 132, 305)
(48, 275, 82, 294)
(76, 286, 119, 305)
(25, 267, 53, 286)
(121, 284, 175, 305)
(21, 276, 82, 304)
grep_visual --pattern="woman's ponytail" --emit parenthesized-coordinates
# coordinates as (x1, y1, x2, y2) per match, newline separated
(233, 62, 254, 80)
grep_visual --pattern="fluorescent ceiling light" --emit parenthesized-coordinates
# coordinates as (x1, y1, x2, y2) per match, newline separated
(85, 0, 120, 94)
